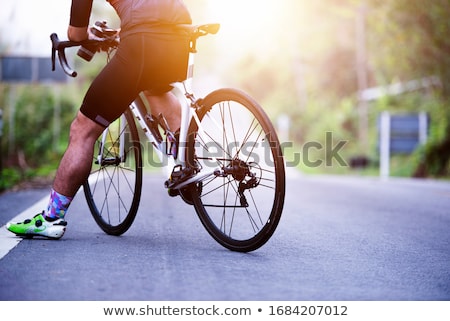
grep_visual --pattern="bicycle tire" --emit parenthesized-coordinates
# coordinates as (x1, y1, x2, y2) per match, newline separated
(187, 88, 285, 252)
(83, 108, 143, 236)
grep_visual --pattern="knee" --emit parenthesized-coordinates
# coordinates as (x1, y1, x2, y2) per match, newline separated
(69, 112, 104, 144)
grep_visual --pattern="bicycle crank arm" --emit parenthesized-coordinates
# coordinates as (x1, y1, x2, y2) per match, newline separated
(171, 168, 218, 190)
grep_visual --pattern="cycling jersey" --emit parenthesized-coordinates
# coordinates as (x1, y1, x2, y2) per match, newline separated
(70, 0, 192, 37)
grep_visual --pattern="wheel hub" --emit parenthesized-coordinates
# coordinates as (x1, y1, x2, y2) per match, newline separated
(226, 159, 250, 181)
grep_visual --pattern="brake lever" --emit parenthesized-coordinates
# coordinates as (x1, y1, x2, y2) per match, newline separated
(58, 48, 77, 78)
(50, 33, 78, 78)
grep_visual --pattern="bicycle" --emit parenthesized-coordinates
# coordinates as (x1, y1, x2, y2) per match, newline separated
(50, 22, 285, 252)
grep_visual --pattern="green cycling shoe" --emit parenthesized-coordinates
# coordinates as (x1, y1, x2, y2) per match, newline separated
(6, 212, 67, 239)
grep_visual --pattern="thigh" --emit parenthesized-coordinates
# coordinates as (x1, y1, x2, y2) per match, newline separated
(140, 32, 190, 94)
(80, 38, 143, 127)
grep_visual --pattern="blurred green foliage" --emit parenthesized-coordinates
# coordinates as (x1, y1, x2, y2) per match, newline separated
(0, 84, 78, 190)
(224, 0, 450, 178)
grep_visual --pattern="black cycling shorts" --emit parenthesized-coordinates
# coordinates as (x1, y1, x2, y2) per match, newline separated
(80, 32, 189, 127)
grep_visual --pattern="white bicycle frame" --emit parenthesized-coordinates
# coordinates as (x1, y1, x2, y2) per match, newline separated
(97, 49, 216, 188)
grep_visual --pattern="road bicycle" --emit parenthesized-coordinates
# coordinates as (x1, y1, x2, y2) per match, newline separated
(50, 22, 285, 252)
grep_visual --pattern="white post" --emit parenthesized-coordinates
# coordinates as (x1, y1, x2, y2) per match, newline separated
(8, 85, 17, 157)
(277, 114, 290, 143)
(380, 111, 391, 179)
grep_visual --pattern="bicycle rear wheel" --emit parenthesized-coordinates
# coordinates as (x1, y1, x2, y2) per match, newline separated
(187, 88, 285, 252)
(83, 109, 142, 236)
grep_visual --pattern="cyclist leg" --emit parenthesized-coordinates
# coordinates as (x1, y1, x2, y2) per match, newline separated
(145, 91, 181, 131)
(53, 39, 142, 198)
(5, 111, 104, 239)
(52, 111, 105, 198)
(140, 31, 189, 133)
(15, 37, 142, 228)
(65, 33, 187, 194)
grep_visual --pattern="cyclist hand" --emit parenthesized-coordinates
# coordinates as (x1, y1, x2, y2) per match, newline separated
(88, 27, 105, 42)
(88, 23, 119, 52)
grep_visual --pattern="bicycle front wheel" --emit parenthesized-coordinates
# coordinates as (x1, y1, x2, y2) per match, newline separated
(83, 109, 142, 236)
(187, 88, 285, 252)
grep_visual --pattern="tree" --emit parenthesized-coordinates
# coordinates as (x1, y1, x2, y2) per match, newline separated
(367, 0, 450, 176)
(368, 0, 450, 96)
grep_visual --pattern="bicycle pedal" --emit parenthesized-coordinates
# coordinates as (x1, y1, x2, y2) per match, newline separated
(167, 188, 180, 197)
(165, 165, 195, 190)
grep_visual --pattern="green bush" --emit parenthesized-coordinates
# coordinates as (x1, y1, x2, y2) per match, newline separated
(0, 84, 78, 191)
(0, 168, 21, 190)
(12, 86, 75, 167)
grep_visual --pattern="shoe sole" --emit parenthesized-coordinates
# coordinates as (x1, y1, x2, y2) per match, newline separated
(11, 231, 65, 240)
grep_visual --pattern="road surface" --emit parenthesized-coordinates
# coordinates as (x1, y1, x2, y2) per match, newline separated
(0, 172, 449, 301)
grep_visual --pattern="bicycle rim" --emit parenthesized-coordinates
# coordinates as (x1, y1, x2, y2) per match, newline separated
(83, 109, 142, 235)
(187, 88, 285, 252)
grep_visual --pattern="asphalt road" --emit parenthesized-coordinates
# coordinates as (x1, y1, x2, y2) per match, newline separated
(0, 172, 449, 301)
